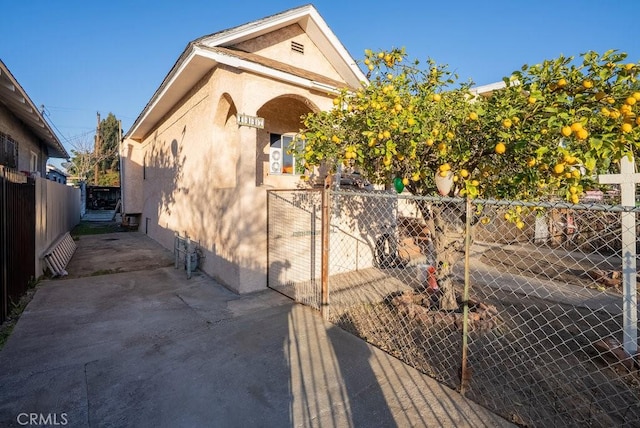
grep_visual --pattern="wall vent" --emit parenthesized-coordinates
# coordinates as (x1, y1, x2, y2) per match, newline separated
(291, 41, 304, 54)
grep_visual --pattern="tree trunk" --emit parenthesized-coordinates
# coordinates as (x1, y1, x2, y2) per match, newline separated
(421, 201, 467, 311)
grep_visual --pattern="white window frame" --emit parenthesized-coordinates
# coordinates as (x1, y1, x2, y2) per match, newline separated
(269, 133, 304, 175)
(30, 151, 38, 172)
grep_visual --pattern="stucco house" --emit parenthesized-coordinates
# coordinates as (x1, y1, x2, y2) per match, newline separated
(0, 59, 69, 175)
(0, 59, 79, 323)
(121, 5, 367, 293)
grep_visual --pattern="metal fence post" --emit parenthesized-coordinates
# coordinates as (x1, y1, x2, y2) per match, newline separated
(186, 236, 192, 279)
(460, 197, 473, 394)
(174, 232, 179, 269)
(1, 168, 6, 323)
(321, 186, 330, 319)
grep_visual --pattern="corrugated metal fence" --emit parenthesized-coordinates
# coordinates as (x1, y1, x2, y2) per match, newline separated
(0, 168, 35, 323)
(0, 169, 81, 323)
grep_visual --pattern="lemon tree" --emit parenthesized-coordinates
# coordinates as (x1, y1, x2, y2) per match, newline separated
(298, 48, 639, 310)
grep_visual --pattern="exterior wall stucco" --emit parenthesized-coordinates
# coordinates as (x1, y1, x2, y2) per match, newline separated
(0, 103, 48, 175)
(232, 24, 343, 83)
(123, 30, 343, 294)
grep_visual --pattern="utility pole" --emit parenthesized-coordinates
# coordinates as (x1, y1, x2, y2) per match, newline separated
(94, 112, 101, 184)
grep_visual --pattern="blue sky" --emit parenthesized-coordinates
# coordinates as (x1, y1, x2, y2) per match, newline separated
(1, 0, 639, 166)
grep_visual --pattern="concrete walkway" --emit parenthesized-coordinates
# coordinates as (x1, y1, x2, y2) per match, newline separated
(0, 232, 514, 428)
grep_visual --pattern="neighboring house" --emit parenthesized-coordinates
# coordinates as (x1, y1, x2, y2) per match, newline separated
(121, 5, 367, 293)
(0, 59, 69, 175)
(0, 59, 78, 323)
(46, 164, 68, 184)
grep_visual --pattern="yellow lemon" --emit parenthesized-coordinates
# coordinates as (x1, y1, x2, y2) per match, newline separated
(622, 123, 633, 133)
(626, 97, 637, 106)
(561, 126, 572, 137)
(495, 142, 506, 154)
(576, 129, 589, 140)
(468, 112, 478, 120)
(432, 93, 442, 102)
(582, 80, 594, 89)
(426, 138, 434, 146)
(460, 169, 469, 178)
(570, 122, 583, 132)
(553, 164, 565, 174)
(502, 118, 512, 128)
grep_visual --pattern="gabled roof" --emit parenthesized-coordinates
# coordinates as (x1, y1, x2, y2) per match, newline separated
(0, 59, 68, 159)
(126, 4, 367, 141)
(470, 81, 507, 97)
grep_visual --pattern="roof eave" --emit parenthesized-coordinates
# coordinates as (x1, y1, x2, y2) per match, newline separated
(0, 60, 69, 159)
(127, 47, 349, 141)
(125, 5, 367, 141)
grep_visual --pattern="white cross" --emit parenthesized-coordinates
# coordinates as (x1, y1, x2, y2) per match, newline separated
(599, 155, 640, 355)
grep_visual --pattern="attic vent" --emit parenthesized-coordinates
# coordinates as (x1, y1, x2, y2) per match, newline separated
(291, 41, 304, 54)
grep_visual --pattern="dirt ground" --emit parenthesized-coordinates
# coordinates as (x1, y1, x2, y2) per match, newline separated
(326, 246, 640, 428)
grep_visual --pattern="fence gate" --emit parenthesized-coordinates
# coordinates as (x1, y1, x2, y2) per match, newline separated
(267, 189, 323, 310)
(0, 170, 35, 323)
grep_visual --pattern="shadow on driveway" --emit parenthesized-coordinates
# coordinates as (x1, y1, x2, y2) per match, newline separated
(0, 232, 514, 427)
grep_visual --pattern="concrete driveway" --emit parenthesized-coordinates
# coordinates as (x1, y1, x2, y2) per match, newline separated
(0, 231, 514, 427)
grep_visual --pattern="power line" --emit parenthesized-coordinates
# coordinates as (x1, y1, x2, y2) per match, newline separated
(40, 105, 95, 149)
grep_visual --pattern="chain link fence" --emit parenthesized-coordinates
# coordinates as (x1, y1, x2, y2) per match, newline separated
(268, 188, 640, 427)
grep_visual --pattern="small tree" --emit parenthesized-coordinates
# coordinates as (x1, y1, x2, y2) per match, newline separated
(99, 113, 121, 173)
(63, 135, 118, 185)
(299, 48, 639, 310)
